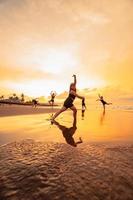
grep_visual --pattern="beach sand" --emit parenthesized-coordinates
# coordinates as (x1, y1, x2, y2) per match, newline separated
(0, 140, 133, 200)
(0, 104, 59, 117)
(0, 105, 133, 200)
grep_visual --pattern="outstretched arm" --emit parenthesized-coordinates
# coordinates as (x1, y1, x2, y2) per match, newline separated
(106, 102, 112, 105)
(76, 94, 84, 99)
(72, 74, 77, 85)
(70, 90, 84, 99)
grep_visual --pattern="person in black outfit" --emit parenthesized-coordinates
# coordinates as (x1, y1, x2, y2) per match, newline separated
(81, 98, 86, 119)
(32, 99, 38, 107)
(49, 91, 56, 106)
(51, 75, 85, 121)
(96, 94, 112, 111)
(52, 115, 82, 147)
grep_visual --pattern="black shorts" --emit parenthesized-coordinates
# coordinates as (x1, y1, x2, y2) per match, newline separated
(63, 97, 74, 108)
(49, 99, 54, 103)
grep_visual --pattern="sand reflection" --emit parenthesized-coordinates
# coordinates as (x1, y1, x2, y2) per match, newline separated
(52, 116, 83, 147)
(100, 110, 106, 125)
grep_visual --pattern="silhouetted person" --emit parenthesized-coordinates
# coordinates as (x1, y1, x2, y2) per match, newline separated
(52, 116, 82, 147)
(96, 94, 112, 111)
(21, 93, 25, 102)
(51, 75, 84, 122)
(32, 99, 38, 107)
(49, 91, 56, 107)
(81, 98, 86, 120)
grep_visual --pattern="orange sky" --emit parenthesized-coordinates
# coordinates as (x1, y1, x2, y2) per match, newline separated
(0, 0, 133, 98)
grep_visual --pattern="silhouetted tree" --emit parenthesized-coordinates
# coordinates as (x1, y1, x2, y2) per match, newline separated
(0, 95, 4, 100)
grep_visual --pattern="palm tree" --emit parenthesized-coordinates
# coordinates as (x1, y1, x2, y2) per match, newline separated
(12, 93, 19, 101)
(0, 95, 4, 100)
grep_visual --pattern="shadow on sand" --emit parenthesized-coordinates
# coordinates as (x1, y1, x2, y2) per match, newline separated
(52, 116, 83, 147)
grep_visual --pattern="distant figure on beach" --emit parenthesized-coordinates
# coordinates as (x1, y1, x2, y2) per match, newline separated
(81, 98, 86, 120)
(52, 116, 82, 147)
(51, 75, 85, 121)
(21, 93, 25, 102)
(96, 94, 112, 111)
(49, 91, 57, 107)
(32, 99, 38, 107)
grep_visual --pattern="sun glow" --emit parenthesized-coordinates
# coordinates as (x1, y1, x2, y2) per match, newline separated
(78, 77, 106, 89)
(39, 49, 78, 74)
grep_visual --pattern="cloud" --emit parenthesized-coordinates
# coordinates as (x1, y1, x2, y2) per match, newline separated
(0, 65, 54, 82)
(56, 91, 68, 99)
(0, 0, 133, 95)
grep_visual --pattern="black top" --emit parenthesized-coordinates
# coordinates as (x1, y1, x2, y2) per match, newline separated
(101, 99, 107, 104)
(68, 93, 76, 100)
(63, 89, 76, 108)
(68, 88, 76, 99)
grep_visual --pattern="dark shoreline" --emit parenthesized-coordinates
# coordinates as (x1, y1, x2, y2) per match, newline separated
(0, 100, 59, 107)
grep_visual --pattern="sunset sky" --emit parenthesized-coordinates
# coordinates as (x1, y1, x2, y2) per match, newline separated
(0, 0, 133, 98)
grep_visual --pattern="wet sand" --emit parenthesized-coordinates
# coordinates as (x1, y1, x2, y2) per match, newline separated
(0, 107, 132, 145)
(0, 106, 133, 199)
(0, 104, 59, 117)
(0, 140, 133, 200)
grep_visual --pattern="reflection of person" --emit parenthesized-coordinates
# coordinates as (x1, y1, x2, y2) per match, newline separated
(51, 75, 84, 121)
(100, 110, 105, 125)
(49, 91, 57, 106)
(81, 98, 86, 119)
(52, 116, 83, 147)
(96, 94, 112, 111)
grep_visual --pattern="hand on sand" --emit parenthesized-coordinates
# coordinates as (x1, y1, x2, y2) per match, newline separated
(79, 137, 83, 143)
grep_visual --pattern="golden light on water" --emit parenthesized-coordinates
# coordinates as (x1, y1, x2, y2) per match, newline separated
(0, 110, 132, 145)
